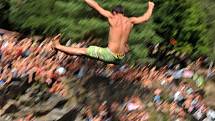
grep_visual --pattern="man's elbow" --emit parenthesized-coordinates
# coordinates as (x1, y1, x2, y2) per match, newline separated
(144, 17, 150, 22)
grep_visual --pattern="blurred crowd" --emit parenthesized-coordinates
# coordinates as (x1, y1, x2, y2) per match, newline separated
(0, 31, 214, 121)
(0, 32, 72, 96)
(82, 62, 215, 121)
(83, 96, 149, 121)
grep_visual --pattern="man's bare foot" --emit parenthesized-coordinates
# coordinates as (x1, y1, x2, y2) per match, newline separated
(52, 34, 61, 49)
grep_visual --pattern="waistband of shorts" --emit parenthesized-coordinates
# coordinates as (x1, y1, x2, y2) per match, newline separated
(107, 48, 125, 59)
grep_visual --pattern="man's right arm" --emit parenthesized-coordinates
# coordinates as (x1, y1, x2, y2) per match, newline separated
(130, 1, 155, 24)
(84, 0, 112, 18)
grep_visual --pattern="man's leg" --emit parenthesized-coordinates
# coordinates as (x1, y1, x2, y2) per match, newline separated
(55, 45, 87, 56)
(68, 48, 87, 55)
(52, 34, 87, 56)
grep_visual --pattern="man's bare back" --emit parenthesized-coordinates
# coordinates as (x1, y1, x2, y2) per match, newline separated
(108, 15, 133, 55)
(53, 0, 154, 64)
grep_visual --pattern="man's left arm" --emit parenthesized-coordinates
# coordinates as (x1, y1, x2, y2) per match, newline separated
(130, 1, 155, 24)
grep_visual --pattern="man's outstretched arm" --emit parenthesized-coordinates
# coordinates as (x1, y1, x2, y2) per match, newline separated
(84, 0, 112, 18)
(130, 1, 155, 24)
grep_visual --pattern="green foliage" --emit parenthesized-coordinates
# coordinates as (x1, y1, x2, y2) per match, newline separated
(0, 0, 10, 27)
(154, 0, 208, 55)
(195, 0, 215, 61)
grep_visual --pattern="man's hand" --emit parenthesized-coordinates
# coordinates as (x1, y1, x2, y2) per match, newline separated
(52, 34, 61, 49)
(148, 1, 155, 9)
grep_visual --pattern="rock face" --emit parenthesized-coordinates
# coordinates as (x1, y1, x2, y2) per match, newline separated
(0, 77, 80, 121)
(0, 78, 30, 108)
(0, 100, 18, 116)
(34, 108, 78, 121)
(0, 74, 153, 121)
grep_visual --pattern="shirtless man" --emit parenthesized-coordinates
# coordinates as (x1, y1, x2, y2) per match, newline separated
(53, 0, 155, 64)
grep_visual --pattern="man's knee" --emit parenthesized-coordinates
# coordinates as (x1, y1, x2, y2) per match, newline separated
(79, 48, 87, 55)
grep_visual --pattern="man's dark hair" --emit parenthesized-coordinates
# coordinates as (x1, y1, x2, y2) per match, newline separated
(112, 5, 124, 14)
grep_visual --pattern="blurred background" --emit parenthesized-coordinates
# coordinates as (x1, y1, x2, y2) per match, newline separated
(0, 0, 215, 64)
(0, 0, 215, 121)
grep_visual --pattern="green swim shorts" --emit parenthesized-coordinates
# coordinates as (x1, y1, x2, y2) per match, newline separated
(86, 46, 124, 63)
